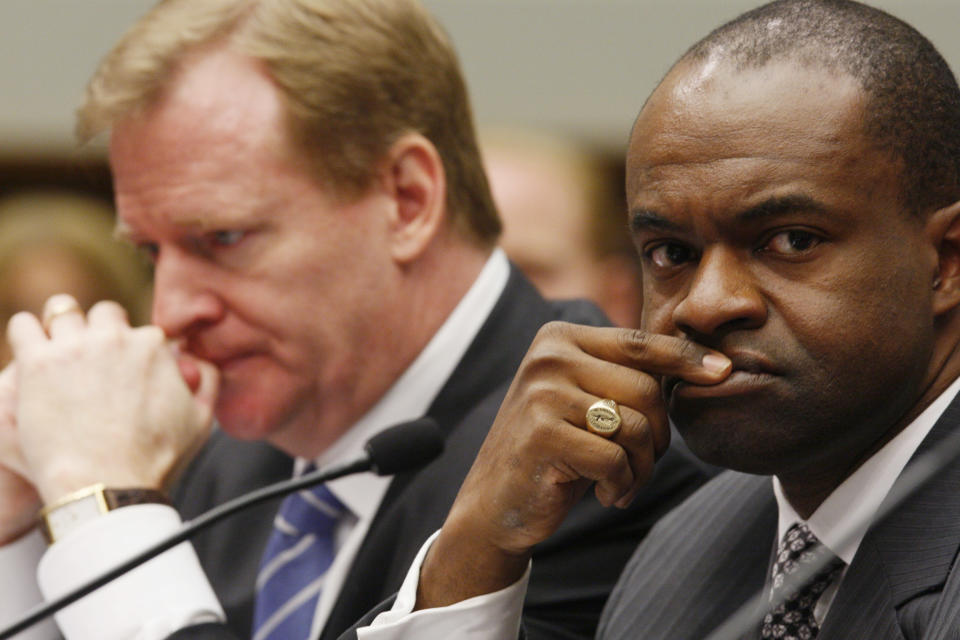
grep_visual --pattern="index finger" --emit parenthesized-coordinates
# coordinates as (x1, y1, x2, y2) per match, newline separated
(563, 324, 732, 384)
(7, 311, 46, 357)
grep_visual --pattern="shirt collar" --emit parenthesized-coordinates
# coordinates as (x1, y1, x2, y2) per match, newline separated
(774, 374, 960, 563)
(297, 249, 511, 521)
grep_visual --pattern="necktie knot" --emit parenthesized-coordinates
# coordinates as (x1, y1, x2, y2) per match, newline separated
(761, 522, 845, 640)
(274, 486, 345, 538)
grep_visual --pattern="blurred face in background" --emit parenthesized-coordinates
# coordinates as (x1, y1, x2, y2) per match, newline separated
(487, 147, 605, 299)
(484, 138, 643, 328)
(0, 247, 115, 364)
(0, 192, 153, 365)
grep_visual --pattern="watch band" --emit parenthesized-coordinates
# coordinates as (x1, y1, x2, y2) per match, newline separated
(102, 487, 172, 510)
(38, 483, 171, 544)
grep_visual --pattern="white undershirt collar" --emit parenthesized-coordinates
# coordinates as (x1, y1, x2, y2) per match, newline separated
(300, 249, 509, 637)
(774, 374, 960, 564)
(304, 248, 509, 519)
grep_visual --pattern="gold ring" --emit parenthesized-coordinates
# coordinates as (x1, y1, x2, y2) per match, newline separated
(42, 297, 83, 333)
(585, 399, 621, 438)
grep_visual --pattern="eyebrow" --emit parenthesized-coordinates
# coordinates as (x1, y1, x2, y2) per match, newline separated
(630, 210, 683, 233)
(113, 215, 226, 243)
(630, 194, 830, 233)
(738, 194, 829, 221)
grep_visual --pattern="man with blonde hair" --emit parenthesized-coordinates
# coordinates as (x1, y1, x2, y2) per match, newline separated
(0, 2, 708, 639)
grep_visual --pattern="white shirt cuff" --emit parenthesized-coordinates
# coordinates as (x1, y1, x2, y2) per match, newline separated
(37, 504, 224, 640)
(0, 529, 58, 639)
(358, 530, 529, 640)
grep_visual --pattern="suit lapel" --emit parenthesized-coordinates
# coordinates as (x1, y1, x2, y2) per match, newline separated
(819, 391, 960, 640)
(321, 268, 607, 639)
(424, 267, 603, 434)
(818, 537, 904, 640)
(173, 431, 295, 636)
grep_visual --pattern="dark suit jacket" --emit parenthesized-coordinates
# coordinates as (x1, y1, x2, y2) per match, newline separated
(170, 266, 713, 640)
(598, 390, 960, 640)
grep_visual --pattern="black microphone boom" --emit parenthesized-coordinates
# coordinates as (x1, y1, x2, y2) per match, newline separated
(366, 417, 444, 475)
(0, 417, 444, 640)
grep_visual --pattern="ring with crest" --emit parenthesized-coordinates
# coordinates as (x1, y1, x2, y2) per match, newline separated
(585, 399, 622, 438)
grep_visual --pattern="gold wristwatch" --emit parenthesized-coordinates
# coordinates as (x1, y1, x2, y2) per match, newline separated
(38, 483, 171, 544)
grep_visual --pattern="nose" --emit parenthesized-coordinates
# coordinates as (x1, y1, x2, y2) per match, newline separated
(151, 246, 224, 337)
(671, 246, 766, 339)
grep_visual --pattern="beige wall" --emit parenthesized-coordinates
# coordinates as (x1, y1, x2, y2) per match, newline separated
(1, 0, 958, 155)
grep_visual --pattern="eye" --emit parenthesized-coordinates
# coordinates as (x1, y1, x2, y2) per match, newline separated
(646, 241, 697, 269)
(209, 230, 245, 247)
(761, 229, 822, 256)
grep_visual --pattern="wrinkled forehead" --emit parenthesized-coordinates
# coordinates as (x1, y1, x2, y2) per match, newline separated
(626, 58, 868, 192)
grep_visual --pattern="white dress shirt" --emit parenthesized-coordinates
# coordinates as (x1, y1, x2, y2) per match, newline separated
(772, 373, 960, 623)
(0, 249, 509, 640)
(0, 530, 58, 639)
(356, 375, 960, 640)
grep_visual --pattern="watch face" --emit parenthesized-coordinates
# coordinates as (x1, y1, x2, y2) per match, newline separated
(47, 494, 105, 542)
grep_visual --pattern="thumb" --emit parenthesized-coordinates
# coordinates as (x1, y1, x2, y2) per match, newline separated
(161, 357, 220, 491)
(176, 353, 201, 393)
(191, 357, 220, 425)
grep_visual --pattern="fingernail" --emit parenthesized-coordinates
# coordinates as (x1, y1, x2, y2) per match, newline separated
(702, 354, 731, 374)
(615, 493, 635, 509)
(595, 486, 614, 507)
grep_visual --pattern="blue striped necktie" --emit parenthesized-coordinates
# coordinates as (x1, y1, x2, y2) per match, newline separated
(252, 483, 346, 640)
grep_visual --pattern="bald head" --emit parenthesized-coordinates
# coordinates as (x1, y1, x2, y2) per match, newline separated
(661, 0, 960, 215)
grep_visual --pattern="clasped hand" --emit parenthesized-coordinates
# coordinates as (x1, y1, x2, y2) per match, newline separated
(417, 322, 732, 608)
(0, 294, 219, 545)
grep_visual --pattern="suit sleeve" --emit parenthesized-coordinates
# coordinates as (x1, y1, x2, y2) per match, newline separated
(345, 439, 711, 640)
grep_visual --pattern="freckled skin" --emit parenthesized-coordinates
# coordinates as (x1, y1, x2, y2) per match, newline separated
(628, 60, 939, 513)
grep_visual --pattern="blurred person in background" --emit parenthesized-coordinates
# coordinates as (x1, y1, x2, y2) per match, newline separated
(482, 129, 643, 328)
(0, 190, 152, 364)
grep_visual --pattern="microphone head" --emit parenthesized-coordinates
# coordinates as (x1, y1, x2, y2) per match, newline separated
(365, 417, 445, 476)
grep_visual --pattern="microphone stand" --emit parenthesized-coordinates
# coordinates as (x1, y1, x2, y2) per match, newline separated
(0, 457, 370, 640)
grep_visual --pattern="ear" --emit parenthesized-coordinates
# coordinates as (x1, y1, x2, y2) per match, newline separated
(927, 199, 960, 315)
(379, 133, 447, 265)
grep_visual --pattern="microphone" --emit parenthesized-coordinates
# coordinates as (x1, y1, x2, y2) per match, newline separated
(705, 421, 960, 640)
(0, 417, 444, 640)
(366, 417, 444, 475)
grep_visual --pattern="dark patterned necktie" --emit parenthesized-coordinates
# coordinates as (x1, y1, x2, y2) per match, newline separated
(760, 522, 845, 640)
(252, 483, 346, 640)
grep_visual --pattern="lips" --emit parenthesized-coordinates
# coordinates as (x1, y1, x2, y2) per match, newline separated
(665, 350, 781, 400)
(209, 353, 255, 373)
(185, 340, 259, 371)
